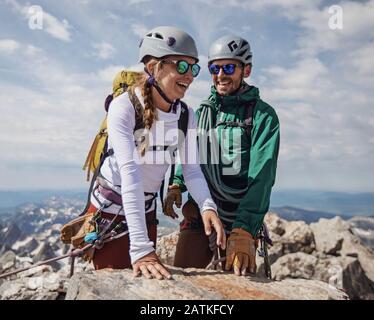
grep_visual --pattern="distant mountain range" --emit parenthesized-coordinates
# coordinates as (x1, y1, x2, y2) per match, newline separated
(269, 206, 352, 223)
(0, 190, 87, 211)
(0, 189, 373, 218)
(270, 190, 374, 216)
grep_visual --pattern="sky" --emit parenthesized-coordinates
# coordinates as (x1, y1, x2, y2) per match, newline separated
(0, 0, 373, 192)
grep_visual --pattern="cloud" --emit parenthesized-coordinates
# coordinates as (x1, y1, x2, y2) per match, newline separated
(42, 11, 72, 42)
(25, 44, 43, 56)
(349, 43, 374, 76)
(5, 0, 72, 42)
(106, 11, 121, 21)
(194, 0, 374, 59)
(131, 23, 148, 38)
(282, 0, 374, 57)
(92, 42, 117, 60)
(262, 58, 329, 101)
(1, 0, 373, 191)
(0, 39, 43, 60)
(0, 39, 21, 54)
(0, 43, 110, 170)
(0, 41, 149, 172)
(96, 63, 144, 83)
(184, 79, 211, 109)
(188, 0, 319, 11)
(259, 54, 374, 169)
(128, 0, 150, 4)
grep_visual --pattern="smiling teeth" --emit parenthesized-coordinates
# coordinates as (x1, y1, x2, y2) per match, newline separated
(177, 82, 188, 88)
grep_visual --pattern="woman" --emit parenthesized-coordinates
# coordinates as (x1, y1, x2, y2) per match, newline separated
(88, 26, 226, 280)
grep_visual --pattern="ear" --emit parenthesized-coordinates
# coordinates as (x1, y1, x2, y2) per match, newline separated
(145, 60, 158, 75)
(243, 64, 252, 78)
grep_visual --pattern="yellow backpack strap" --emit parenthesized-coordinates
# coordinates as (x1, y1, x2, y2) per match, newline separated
(82, 117, 108, 181)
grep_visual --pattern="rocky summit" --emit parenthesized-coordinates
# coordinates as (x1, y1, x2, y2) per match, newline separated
(64, 267, 347, 300)
(0, 200, 373, 300)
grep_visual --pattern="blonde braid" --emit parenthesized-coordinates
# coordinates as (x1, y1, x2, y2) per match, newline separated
(142, 77, 158, 131)
(130, 73, 158, 157)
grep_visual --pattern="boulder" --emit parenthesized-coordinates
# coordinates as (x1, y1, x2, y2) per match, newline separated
(310, 217, 344, 255)
(0, 270, 65, 300)
(18, 265, 54, 278)
(156, 231, 179, 265)
(314, 255, 374, 300)
(281, 220, 316, 254)
(65, 267, 348, 300)
(0, 251, 17, 272)
(32, 243, 60, 271)
(265, 212, 286, 236)
(310, 216, 374, 283)
(271, 252, 318, 280)
(26, 273, 62, 291)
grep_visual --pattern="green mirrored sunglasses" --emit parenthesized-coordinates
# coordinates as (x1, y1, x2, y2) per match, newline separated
(162, 59, 201, 77)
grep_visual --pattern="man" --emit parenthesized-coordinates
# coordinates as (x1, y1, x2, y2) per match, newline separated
(163, 35, 280, 276)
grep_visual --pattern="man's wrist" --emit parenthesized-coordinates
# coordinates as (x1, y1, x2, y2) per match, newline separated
(168, 184, 180, 190)
(231, 227, 254, 239)
(201, 208, 218, 216)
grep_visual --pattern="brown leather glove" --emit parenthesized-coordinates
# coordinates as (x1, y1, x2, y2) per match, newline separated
(163, 184, 182, 219)
(225, 228, 257, 276)
(132, 251, 172, 280)
(61, 212, 96, 248)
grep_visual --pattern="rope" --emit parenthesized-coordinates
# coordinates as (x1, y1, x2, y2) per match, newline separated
(0, 243, 94, 280)
(198, 102, 249, 228)
(0, 226, 131, 280)
(0, 204, 131, 280)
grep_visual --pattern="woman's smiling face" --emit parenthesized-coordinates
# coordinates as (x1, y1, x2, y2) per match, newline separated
(155, 55, 197, 101)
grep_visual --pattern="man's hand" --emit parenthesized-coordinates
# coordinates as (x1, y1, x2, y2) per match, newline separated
(201, 210, 226, 250)
(163, 184, 182, 219)
(132, 251, 172, 280)
(225, 228, 256, 276)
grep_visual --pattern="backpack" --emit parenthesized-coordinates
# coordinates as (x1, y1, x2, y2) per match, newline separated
(81, 70, 189, 215)
(82, 70, 140, 182)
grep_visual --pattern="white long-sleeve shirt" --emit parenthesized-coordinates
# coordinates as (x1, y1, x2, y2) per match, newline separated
(91, 87, 217, 263)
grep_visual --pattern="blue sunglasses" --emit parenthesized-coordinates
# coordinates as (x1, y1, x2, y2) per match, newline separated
(209, 63, 242, 75)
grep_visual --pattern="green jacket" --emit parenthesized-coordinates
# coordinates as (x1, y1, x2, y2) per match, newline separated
(174, 83, 280, 237)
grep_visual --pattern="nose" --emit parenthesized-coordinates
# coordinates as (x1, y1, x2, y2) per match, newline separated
(217, 67, 225, 78)
(184, 68, 194, 81)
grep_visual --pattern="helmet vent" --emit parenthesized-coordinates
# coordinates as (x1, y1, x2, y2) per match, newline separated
(154, 33, 164, 39)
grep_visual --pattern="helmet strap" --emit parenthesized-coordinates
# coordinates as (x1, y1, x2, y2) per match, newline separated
(144, 67, 179, 110)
